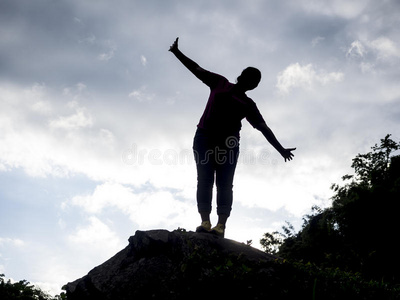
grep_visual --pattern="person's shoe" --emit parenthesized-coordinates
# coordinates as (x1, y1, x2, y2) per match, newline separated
(211, 224, 225, 238)
(196, 221, 211, 233)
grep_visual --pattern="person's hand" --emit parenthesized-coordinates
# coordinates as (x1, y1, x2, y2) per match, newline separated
(169, 37, 179, 53)
(281, 148, 296, 162)
(169, 37, 179, 52)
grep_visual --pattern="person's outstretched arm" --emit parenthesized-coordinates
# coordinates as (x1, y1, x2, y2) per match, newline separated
(257, 122, 296, 162)
(169, 37, 207, 80)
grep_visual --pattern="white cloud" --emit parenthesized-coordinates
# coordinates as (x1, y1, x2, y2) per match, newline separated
(359, 62, 375, 73)
(140, 55, 147, 66)
(69, 216, 121, 246)
(347, 37, 400, 61)
(347, 40, 366, 58)
(316, 71, 344, 85)
(67, 216, 125, 268)
(276, 63, 344, 94)
(70, 182, 134, 214)
(369, 36, 400, 60)
(69, 182, 197, 229)
(31, 100, 52, 115)
(49, 105, 93, 130)
(0, 83, 117, 178)
(0, 237, 25, 247)
(62, 83, 87, 100)
(128, 86, 155, 102)
(276, 63, 314, 93)
(0, 82, 192, 185)
(98, 50, 115, 61)
(346, 37, 400, 72)
(97, 41, 117, 61)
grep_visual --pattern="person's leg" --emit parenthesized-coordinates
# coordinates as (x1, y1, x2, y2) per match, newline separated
(200, 212, 210, 222)
(217, 214, 229, 226)
(195, 157, 214, 232)
(193, 130, 215, 230)
(213, 145, 239, 236)
(194, 156, 214, 217)
(196, 164, 214, 218)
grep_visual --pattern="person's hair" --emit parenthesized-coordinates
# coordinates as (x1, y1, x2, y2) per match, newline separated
(237, 67, 262, 85)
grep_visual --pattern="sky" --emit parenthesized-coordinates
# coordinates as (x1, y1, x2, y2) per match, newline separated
(1, 0, 400, 295)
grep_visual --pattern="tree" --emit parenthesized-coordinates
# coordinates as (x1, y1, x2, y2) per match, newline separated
(0, 274, 65, 300)
(261, 134, 400, 282)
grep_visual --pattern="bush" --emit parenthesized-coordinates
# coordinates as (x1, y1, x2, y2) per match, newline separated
(0, 274, 65, 300)
(260, 134, 400, 298)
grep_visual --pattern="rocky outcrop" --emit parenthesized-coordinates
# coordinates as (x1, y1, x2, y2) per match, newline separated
(65, 229, 281, 300)
(65, 228, 400, 300)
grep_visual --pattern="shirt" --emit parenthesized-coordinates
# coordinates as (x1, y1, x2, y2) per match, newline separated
(197, 71, 265, 137)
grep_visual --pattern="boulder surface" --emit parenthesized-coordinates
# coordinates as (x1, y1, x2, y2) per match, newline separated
(65, 229, 281, 299)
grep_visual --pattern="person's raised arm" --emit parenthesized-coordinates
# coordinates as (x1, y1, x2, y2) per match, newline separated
(257, 122, 296, 162)
(169, 37, 206, 79)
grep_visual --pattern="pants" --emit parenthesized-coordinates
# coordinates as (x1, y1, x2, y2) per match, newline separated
(193, 128, 239, 217)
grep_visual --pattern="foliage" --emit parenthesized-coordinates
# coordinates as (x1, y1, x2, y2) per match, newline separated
(348, 134, 400, 186)
(261, 134, 400, 284)
(176, 243, 400, 299)
(0, 274, 65, 300)
(285, 260, 400, 300)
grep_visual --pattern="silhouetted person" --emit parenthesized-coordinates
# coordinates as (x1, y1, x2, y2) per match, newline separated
(169, 37, 295, 237)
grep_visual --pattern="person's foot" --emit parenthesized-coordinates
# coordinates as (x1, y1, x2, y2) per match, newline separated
(196, 221, 211, 233)
(211, 223, 225, 238)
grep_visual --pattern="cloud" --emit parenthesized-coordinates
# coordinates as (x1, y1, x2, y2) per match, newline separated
(70, 182, 135, 214)
(98, 44, 116, 61)
(369, 36, 400, 60)
(347, 37, 400, 61)
(0, 237, 25, 247)
(67, 216, 125, 270)
(0, 80, 195, 191)
(276, 63, 344, 94)
(311, 36, 325, 47)
(347, 40, 366, 58)
(128, 86, 155, 102)
(49, 103, 93, 130)
(140, 55, 147, 66)
(345, 37, 400, 73)
(68, 216, 121, 247)
(299, 0, 369, 19)
(0, 83, 118, 178)
(69, 182, 197, 228)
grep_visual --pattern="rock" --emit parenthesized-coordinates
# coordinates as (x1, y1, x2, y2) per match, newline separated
(65, 229, 279, 300)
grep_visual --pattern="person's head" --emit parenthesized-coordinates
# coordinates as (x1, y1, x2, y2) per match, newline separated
(236, 67, 261, 91)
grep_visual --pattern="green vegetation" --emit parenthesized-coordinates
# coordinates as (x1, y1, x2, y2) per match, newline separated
(173, 232, 400, 299)
(261, 134, 400, 298)
(0, 274, 65, 300)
